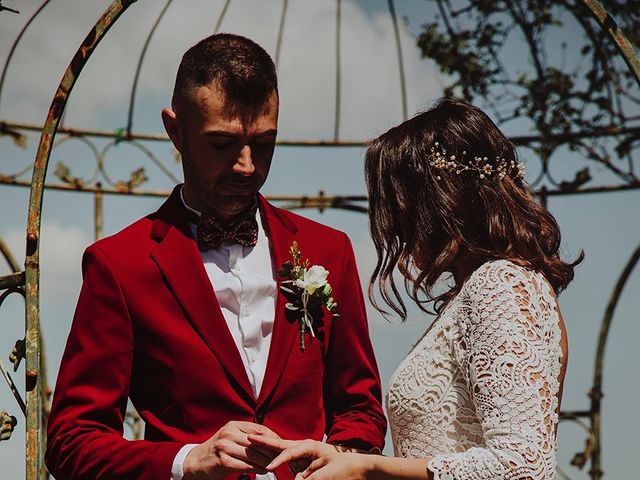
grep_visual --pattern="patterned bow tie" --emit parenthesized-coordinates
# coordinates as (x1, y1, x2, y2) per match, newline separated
(191, 204, 259, 251)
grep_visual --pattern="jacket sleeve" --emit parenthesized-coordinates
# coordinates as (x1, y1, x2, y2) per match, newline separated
(322, 233, 387, 451)
(428, 262, 561, 480)
(45, 245, 183, 479)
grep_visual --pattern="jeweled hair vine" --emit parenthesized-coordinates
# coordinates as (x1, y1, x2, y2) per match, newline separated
(428, 142, 525, 181)
(365, 98, 583, 320)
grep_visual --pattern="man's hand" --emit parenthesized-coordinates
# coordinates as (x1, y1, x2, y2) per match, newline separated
(183, 421, 280, 480)
(246, 436, 338, 474)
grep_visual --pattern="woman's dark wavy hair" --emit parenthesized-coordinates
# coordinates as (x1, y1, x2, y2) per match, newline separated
(365, 97, 583, 319)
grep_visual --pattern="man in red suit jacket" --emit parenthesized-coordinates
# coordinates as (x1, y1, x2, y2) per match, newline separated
(45, 33, 385, 480)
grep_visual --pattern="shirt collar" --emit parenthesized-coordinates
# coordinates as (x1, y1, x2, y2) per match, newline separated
(179, 185, 202, 219)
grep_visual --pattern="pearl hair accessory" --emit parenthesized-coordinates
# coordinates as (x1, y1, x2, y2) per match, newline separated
(428, 142, 525, 181)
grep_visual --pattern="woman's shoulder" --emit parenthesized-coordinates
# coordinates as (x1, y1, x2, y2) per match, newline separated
(460, 259, 555, 311)
(465, 259, 543, 289)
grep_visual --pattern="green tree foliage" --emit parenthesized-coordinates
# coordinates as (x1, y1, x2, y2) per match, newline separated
(417, 0, 639, 190)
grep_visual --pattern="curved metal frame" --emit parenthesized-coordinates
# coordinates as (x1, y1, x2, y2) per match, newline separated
(0, 0, 52, 115)
(589, 243, 640, 479)
(22, 1, 138, 477)
(126, 0, 174, 137)
(0, 1, 637, 479)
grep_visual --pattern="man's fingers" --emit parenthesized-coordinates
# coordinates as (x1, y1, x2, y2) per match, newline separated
(216, 451, 267, 474)
(216, 436, 272, 469)
(266, 447, 305, 470)
(233, 421, 279, 438)
(225, 439, 275, 466)
(247, 434, 291, 451)
(248, 443, 281, 460)
(244, 445, 277, 469)
(289, 457, 312, 474)
(301, 457, 328, 478)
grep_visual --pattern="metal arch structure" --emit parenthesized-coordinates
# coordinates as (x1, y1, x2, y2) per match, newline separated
(0, 1, 638, 479)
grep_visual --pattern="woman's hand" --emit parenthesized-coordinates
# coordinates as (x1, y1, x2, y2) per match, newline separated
(183, 421, 280, 480)
(246, 436, 337, 473)
(296, 452, 372, 480)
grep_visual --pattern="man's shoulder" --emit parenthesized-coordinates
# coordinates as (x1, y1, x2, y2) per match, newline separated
(266, 202, 348, 242)
(87, 214, 156, 257)
(89, 186, 188, 257)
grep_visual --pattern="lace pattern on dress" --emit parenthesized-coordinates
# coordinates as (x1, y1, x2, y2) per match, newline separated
(386, 260, 563, 480)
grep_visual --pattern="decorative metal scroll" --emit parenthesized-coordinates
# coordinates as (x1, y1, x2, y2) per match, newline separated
(0, 1, 139, 479)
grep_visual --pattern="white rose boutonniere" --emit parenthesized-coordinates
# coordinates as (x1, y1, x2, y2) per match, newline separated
(294, 265, 329, 294)
(278, 241, 339, 351)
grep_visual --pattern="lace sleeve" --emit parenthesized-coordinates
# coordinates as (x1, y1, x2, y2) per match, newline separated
(428, 261, 562, 480)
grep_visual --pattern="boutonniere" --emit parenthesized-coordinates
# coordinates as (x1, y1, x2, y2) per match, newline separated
(278, 241, 339, 351)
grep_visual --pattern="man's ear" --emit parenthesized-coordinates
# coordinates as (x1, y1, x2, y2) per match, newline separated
(161, 107, 182, 149)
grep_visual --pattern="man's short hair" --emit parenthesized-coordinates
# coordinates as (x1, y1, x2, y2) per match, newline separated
(172, 33, 278, 119)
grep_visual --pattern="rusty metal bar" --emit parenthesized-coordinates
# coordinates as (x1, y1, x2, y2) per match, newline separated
(2, 178, 172, 196)
(559, 410, 592, 420)
(0, 0, 52, 114)
(0, 3, 20, 14)
(387, 0, 408, 120)
(0, 259, 26, 420)
(0, 235, 27, 426)
(214, 0, 232, 34)
(0, 347, 26, 416)
(274, 0, 289, 68)
(542, 183, 640, 196)
(581, 0, 640, 86)
(0, 237, 20, 272)
(24, 2, 138, 478)
(126, 0, 173, 136)
(3, 175, 640, 199)
(334, 0, 342, 141)
(38, 331, 51, 480)
(587, 242, 640, 480)
(94, 184, 104, 240)
(119, 138, 180, 184)
(0, 409, 18, 442)
(0, 271, 25, 290)
(4, 120, 639, 147)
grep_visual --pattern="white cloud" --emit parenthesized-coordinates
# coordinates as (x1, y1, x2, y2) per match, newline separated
(4, 222, 90, 297)
(0, 0, 444, 137)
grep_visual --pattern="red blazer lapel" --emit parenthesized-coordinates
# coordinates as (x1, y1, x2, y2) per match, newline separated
(257, 195, 300, 406)
(149, 189, 255, 403)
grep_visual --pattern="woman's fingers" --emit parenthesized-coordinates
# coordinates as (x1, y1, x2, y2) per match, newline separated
(266, 445, 309, 470)
(244, 445, 278, 469)
(301, 457, 329, 478)
(267, 442, 319, 470)
(247, 443, 280, 461)
(246, 438, 336, 472)
(216, 429, 275, 469)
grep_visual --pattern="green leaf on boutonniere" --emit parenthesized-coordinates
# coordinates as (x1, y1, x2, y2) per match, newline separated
(278, 241, 339, 351)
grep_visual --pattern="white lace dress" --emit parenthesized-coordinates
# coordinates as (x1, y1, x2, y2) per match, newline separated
(387, 260, 563, 480)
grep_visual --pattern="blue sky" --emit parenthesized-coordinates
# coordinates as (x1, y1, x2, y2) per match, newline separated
(1, 1, 639, 479)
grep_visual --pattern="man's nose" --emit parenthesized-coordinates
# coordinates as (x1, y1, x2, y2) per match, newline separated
(233, 145, 255, 176)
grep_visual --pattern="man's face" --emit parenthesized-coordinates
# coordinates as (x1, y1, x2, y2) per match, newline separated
(163, 82, 278, 223)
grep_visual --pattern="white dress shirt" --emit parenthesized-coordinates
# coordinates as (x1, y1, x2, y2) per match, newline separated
(171, 190, 277, 480)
